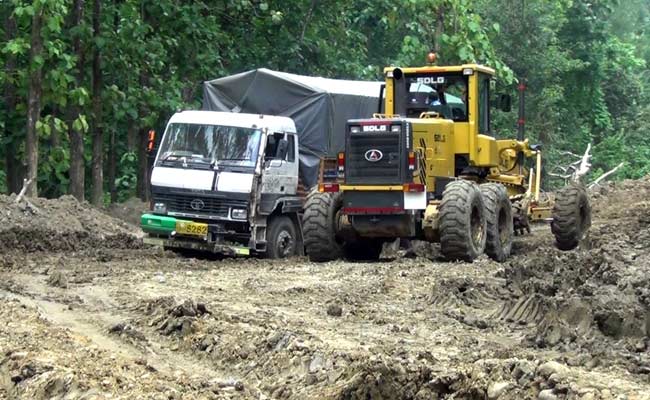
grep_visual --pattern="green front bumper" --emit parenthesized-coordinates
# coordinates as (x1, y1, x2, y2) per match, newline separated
(141, 213, 177, 235)
(140, 213, 251, 256)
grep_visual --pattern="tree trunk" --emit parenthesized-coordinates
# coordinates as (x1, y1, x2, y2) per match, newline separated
(68, 0, 85, 201)
(127, 122, 137, 151)
(136, 127, 150, 202)
(90, 0, 103, 206)
(3, 12, 22, 194)
(108, 129, 117, 203)
(25, 8, 45, 198)
(136, 3, 151, 203)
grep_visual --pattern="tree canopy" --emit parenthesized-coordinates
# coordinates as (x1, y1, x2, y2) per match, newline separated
(1, 0, 649, 202)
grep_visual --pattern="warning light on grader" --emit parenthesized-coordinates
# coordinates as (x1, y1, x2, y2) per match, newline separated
(426, 52, 437, 64)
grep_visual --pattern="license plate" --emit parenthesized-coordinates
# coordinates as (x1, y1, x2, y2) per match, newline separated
(176, 221, 208, 237)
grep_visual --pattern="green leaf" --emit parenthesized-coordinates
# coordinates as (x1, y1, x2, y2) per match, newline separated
(33, 55, 44, 67)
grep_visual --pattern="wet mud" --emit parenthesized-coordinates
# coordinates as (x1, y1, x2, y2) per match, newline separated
(1, 181, 650, 399)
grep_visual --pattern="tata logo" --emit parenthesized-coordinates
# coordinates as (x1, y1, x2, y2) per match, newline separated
(364, 149, 383, 162)
(362, 125, 388, 132)
(190, 199, 205, 211)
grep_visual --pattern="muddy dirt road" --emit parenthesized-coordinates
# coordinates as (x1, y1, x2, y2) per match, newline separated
(1, 181, 650, 399)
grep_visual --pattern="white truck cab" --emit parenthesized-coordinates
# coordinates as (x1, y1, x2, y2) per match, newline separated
(142, 111, 303, 258)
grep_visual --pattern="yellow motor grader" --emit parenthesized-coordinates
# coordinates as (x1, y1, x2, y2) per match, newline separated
(302, 55, 591, 262)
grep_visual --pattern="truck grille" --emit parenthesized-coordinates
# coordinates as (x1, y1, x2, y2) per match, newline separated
(345, 132, 403, 184)
(155, 194, 248, 218)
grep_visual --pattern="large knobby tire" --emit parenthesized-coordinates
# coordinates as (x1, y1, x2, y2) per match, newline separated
(551, 185, 591, 251)
(302, 191, 344, 262)
(439, 180, 487, 261)
(265, 216, 298, 259)
(480, 183, 514, 262)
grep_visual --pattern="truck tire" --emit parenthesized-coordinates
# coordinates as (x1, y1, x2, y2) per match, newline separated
(480, 183, 513, 262)
(439, 180, 487, 261)
(302, 191, 344, 262)
(265, 215, 298, 259)
(551, 184, 591, 251)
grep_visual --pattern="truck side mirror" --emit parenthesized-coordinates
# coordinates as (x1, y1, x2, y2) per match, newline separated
(498, 94, 512, 112)
(276, 138, 288, 160)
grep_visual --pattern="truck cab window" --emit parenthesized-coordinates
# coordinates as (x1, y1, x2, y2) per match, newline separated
(265, 132, 291, 160)
(286, 134, 295, 162)
(157, 123, 261, 168)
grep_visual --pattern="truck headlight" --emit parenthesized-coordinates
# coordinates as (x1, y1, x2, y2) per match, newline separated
(153, 202, 167, 214)
(231, 208, 248, 220)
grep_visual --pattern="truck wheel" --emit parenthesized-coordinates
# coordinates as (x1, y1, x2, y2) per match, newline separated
(343, 240, 383, 261)
(439, 180, 487, 261)
(480, 183, 513, 262)
(265, 216, 298, 259)
(302, 191, 344, 262)
(551, 184, 591, 251)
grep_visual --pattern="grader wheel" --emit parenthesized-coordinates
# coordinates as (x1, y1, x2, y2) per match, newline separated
(480, 183, 514, 262)
(302, 191, 343, 262)
(439, 180, 487, 261)
(551, 185, 591, 251)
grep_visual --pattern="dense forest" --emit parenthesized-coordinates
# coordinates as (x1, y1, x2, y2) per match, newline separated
(1, 0, 649, 204)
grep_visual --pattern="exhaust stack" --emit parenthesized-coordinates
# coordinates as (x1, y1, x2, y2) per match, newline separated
(517, 79, 526, 141)
(517, 79, 526, 174)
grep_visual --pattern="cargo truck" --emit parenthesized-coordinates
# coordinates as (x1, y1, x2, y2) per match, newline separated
(141, 110, 304, 258)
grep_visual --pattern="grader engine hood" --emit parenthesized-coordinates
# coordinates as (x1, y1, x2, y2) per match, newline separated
(338, 119, 426, 233)
(344, 119, 412, 185)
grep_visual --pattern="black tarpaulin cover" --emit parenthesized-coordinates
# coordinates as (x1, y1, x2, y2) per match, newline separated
(202, 68, 381, 188)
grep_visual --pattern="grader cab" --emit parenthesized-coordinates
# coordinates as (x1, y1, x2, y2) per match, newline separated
(302, 56, 591, 262)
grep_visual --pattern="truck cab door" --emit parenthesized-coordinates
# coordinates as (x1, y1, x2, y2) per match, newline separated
(261, 132, 299, 196)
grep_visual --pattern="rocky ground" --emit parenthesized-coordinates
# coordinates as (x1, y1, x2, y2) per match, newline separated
(1, 180, 650, 399)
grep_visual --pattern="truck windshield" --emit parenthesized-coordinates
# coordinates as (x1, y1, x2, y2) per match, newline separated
(398, 73, 468, 121)
(157, 123, 262, 168)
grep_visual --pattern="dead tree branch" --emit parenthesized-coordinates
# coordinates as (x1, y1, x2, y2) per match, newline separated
(14, 178, 40, 213)
(14, 179, 32, 204)
(572, 143, 592, 182)
(588, 162, 625, 189)
(553, 143, 623, 189)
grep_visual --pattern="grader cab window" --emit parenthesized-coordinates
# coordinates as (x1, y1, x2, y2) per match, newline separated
(397, 73, 468, 121)
(478, 73, 491, 134)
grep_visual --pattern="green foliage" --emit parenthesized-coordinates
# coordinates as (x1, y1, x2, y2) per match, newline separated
(480, 0, 650, 187)
(1, 0, 650, 199)
(115, 151, 137, 202)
